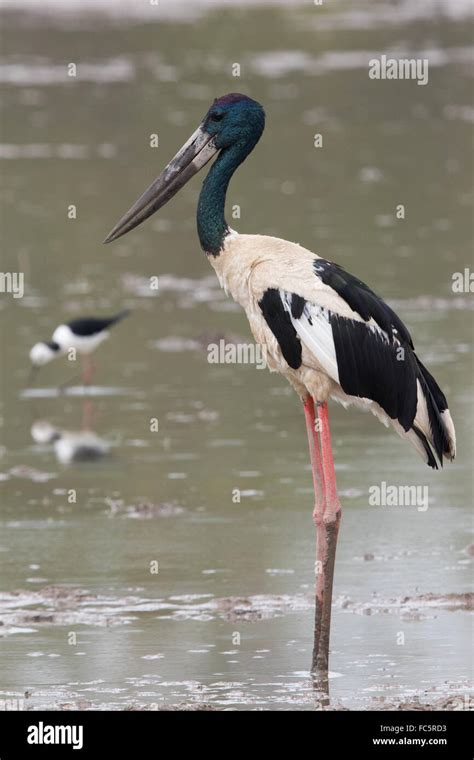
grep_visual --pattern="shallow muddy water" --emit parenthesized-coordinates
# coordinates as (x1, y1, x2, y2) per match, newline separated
(0, 0, 472, 710)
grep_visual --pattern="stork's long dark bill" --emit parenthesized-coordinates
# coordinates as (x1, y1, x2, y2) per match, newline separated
(104, 125, 217, 243)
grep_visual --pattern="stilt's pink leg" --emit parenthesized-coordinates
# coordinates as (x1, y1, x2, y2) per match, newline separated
(81, 356, 95, 385)
(311, 401, 342, 673)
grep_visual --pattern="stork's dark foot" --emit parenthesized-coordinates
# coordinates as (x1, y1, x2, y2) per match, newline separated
(310, 668, 330, 708)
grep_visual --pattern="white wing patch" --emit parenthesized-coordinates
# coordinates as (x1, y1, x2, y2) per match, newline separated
(280, 291, 340, 383)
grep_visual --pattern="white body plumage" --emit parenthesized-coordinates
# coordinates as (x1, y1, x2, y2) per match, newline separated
(209, 232, 456, 468)
(52, 324, 110, 356)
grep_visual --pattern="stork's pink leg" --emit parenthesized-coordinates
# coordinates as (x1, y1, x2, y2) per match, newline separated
(303, 397, 329, 675)
(311, 401, 342, 673)
(303, 396, 325, 518)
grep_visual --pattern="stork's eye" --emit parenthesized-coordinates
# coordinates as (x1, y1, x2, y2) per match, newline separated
(209, 111, 224, 122)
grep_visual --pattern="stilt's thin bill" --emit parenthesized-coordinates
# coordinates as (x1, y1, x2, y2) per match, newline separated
(104, 126, 218, 243)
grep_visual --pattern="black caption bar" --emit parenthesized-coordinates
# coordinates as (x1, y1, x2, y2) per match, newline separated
(0, 709, 471, 757)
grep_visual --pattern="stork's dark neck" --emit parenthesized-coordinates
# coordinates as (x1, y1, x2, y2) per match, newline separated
(197, 139, 252, 256)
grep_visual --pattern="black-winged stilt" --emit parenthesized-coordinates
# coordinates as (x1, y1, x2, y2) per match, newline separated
(29, 311, 130, 384)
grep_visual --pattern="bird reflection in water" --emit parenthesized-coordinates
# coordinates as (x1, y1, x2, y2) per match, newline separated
(30, 401, 111, 464)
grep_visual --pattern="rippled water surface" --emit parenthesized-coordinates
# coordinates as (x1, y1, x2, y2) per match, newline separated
(0, 0, 472, 710)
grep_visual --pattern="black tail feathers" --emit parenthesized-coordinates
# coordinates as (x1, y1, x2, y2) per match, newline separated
(415, 355, 452, 466)
(109, 309, 131, 328)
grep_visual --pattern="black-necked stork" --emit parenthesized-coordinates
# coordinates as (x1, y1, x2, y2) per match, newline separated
(29, 311, 129, 383)
(104, 93, 456, 674)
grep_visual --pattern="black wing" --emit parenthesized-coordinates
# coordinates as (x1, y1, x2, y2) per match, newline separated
(258, 258, 452, 467)
(67, 310, 130, 336)
(314, 259, 413, 347)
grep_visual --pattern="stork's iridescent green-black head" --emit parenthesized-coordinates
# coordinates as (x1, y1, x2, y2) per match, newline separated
(104, 93, 265, 255)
